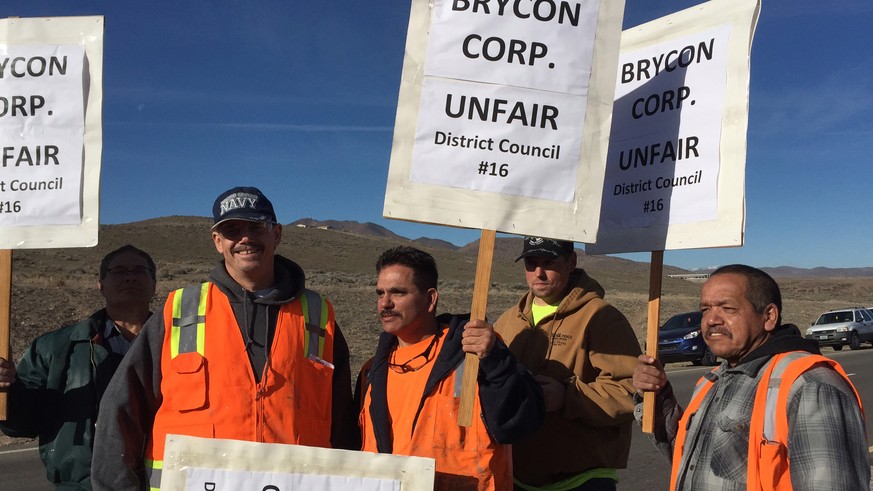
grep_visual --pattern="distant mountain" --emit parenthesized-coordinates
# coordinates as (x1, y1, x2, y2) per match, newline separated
(289, 218, 404, 240)
(684, 265, 873, 279)
(412, 237, 459, 250)
(460, 237, 524, 258)
(289, 218, 873, 279)
(290, 218, 460, 250)
(762, 266, 873, 279)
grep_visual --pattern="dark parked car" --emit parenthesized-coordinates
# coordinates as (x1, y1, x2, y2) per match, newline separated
(657, 311, 718, 365)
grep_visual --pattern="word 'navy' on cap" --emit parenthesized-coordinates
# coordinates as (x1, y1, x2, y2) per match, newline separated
(212, 186, 277, 230)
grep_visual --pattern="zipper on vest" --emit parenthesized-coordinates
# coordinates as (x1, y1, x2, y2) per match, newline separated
(256, 376, 267, 397)
(256, 385, 266, 442)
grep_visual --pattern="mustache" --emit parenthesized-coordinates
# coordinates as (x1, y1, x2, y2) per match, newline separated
(380, 310, 398, 317)
(232, 244, 262, 252)
(704, 327, 731, 338)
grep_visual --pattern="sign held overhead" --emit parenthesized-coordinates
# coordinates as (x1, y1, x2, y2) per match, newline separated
(385, 0, 625, 243)
(0, 16, 103, 249)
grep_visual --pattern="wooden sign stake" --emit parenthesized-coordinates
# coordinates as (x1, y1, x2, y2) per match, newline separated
(0, 249, 13, 420)
(642, 250, 664, 433)
(457, 229, 496, 427)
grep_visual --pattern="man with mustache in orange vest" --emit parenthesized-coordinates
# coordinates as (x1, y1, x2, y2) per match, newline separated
(633, 264, 868, 490)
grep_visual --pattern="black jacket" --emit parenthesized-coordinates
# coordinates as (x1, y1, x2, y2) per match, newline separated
(361, 313, 545, 453)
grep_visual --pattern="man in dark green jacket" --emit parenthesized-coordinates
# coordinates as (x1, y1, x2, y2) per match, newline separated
(0, 245, 156, 490)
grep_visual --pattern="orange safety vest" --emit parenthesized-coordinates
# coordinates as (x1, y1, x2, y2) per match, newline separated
(360, 355, 512, 491)
(670, 351, 863, 491)
(144, 283, 336, 490)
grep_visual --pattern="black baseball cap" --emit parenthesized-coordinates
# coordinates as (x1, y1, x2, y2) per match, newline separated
(515, 236, 575, 262)
(211, 186, 277, 230)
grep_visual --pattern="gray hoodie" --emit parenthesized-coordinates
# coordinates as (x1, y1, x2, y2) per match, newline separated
(91, 255, 358, 490)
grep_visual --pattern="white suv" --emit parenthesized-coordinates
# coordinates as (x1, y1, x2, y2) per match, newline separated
(805, 307, 873, 351)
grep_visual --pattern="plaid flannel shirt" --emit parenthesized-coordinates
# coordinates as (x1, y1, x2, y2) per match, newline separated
(635, 355, 869, 490)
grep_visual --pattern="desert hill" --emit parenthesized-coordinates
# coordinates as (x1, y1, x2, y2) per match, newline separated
(7, 216, 873, 375)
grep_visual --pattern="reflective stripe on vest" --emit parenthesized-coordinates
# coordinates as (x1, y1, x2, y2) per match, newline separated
(761, 351, 808, 442)
(144, 458, 162, 491)
(453, 358, 465, 398)
(170, 282, 208, 358)
(300, 289, 328, 359)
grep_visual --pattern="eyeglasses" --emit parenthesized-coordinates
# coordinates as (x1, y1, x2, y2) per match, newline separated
(388, 332, 441, 374)
(106, 266, 153, 278)
(216, 222, 272, 241)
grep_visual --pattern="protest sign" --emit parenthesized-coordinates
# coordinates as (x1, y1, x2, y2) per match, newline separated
(159, 434, 435, 491)
(584, 0, 761, 433)
(384, 0, 625, 243)
(587, 0, 760, 254)
(0, 16, 103, 249)
(385, 0, 625, 427)
(0, 15, 103, 419)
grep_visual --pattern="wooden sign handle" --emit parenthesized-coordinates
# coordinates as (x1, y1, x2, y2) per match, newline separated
(0, 249, 13, 420)
(457, 229, 496, 427)
(642, 250, 664, 433)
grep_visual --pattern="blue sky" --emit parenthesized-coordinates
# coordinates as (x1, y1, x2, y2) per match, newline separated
(2, 1, 872, 270)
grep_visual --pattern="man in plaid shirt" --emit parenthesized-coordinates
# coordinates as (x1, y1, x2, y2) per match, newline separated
(633, 264, 869, 490)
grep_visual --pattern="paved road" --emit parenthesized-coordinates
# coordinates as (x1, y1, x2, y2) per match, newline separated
(0, 440, 50, 490)
(1, 348, 871, 490)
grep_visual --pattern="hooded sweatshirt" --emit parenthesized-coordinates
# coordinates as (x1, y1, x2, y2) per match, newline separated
(494, 269, 642, 486)
(91, 255, 358, 489)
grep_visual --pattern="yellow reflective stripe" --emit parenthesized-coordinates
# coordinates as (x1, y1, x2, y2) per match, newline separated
(195, 282, 208, 355)
(145, 459, 163, 490)
(170, 283, 209, 358)
(300, 290, 328, 359)
(170, 288, 184, 358)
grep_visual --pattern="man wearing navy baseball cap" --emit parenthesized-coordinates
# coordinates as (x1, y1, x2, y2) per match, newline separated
(93, 186, 359, 490)
(494, 236, 642, 490)
(211, 186, 277, 229)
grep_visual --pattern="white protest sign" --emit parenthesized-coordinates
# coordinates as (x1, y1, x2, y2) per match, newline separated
(384, 0, 625, 242)
(587, 0, 760, 254)
(0, 44, 85, 226)
(424, 0, 600, 95)
(410, 78, 585, 202)
(606, 26, 729, 227)
(0, 16, 103, 248)
(159, 434, 435, 491)
(184, 467, 399, 491)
